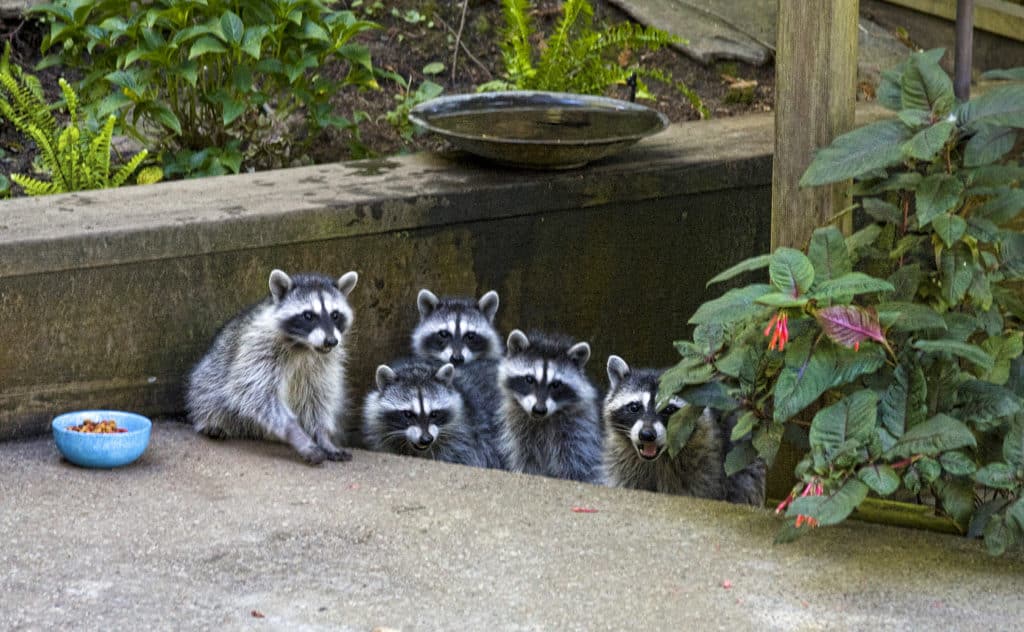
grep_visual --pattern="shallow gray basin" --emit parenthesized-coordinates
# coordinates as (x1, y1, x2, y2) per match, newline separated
(409, 91, 669, 169)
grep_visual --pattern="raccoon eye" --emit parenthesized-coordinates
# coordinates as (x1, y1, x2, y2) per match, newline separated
(402, 411, 416, 419)
(550, 380, 563, 390)
(302, 311, 315, 321)
(627, 402, 642, 414)
(438, 330, 451, 339)
(330, 310, 341, 321)
(661, 405, 680, 417)
(429, 411, 438, 419)
(464, 331, 477, 341)
(524, 375, 535, 385)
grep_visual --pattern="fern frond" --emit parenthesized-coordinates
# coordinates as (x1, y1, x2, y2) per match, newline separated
(500, 0, 536, 86)
(91, 115, 117, 185)
(111, 149, 148, 187)
(535, 0, 593, 89)
(636, 66, 710, 119)
(10, 173, 59, 196)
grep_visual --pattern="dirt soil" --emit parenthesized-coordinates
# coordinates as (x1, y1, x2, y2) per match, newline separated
(0, 0, 775, 188)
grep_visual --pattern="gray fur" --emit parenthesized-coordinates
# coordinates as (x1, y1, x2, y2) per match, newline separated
(363, 357, 505, 469)
(496, 329, 603, 483)
(186, 269, 358, 465)
(601, 356, 765, 505)
(411, 289, 503, 366)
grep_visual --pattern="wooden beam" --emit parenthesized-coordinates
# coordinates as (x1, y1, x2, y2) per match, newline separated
(881, 0, 1024, 43)
(771, 1, 859, 250)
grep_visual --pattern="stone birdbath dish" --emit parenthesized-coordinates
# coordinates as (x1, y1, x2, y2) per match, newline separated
(408, 91, 669, 169)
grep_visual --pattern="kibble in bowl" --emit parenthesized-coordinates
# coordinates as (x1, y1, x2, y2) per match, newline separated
(52, 410, 152, 468)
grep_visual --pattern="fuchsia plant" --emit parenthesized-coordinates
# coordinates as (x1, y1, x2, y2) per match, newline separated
(660, 50, 1024, 554)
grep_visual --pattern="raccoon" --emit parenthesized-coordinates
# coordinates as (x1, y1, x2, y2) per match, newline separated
(411, 289, 502, 366)
(601, 355, 765, 506)
(186, 269, 358, 465)
(362, 357, 505, 468)
(496, 329, 603, 483)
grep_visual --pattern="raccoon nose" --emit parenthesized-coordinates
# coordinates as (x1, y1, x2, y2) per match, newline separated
(639, 427, 657, 442)
(418, 433, 434, 447)
(322, 336, 338, 349)
(449, 352, 464, 364)
(531, 402, 547, 416)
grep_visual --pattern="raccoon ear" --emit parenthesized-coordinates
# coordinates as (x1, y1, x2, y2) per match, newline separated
(506, 329, 530, 354)
(478, 291, 499, 323)
(607, 355, 630, 390)
(567, 342, 591, 369)
(269, 269, 292, 303)
(417, 289, 439, 318)
(434, 363, 456, 387)
(336, 271, 358, 297)
(375, 365, 397, 391)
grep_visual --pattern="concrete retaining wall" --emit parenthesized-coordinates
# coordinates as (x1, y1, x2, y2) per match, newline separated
(0, 114, 777, 441)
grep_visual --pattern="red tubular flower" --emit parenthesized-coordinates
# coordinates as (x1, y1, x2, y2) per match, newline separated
(765, 312, 789, 351)
(783, 478, 823, 528)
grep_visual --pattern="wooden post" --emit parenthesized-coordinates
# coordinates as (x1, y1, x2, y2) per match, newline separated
(771, 1, 860, 251)
(768, 1, 859, 500)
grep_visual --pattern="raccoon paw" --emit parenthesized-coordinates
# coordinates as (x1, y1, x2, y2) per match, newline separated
(300, 446, 328, 466)
(324, 446, 353, 462)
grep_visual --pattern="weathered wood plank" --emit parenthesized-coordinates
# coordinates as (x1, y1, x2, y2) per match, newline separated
(771, 1, 859, 250)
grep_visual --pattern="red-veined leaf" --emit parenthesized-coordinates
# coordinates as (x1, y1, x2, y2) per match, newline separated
(815, 305, 889, 350)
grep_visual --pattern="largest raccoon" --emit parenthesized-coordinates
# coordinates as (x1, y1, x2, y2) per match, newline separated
(601, 355, 765, 506)
(186, 269, 358, 465)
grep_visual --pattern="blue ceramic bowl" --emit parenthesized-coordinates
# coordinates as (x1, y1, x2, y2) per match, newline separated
(52, 410, 152, 468)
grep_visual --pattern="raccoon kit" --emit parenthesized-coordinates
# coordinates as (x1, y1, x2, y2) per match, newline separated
(411, 289, 503, 365)
(186, 269, 358, 465)
(601, 355, 765, 505)
(496, 329, 603, 483)
(362, 357, 505, 468)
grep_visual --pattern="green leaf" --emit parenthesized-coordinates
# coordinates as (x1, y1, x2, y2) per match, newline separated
(860, 198, 904, 225)
(858, 464, 900, 495)
(984, 514, 1013, 556)
(961, 84, 1024, 129)
(774, 346, 835, 423)
(302, 18, 331, 42)
(657, 357, 714, 405)
(705, 254, 771, 286)
(754, 292, 810, 308)
(724, 442, 757, 477)
(809, 389, 877, 453)
(688, 284, 772, 325)
(799, 119, 913, 186)
(901, 120, 955, 161)
(964, 125, 1017, 167)
(956, 380, 1022, 431)
(147, 103, 182, 135)
(981, 68, 1024, 81)
(665, 405, 700, 458)
(973, 189, 1024, 224)
(787, 478, 869, 526)
(975, 462, 1018, 490)
(241, 25, 269, 59)
(940, 249, 974, 305)
(846, 224, 883, 254)
(982, 333, 1024, 385)
(913, 340, 995, 372)
(1008, 497, 1024, 532)
(769, 248, 815, 296)
(939, 450, 978, 476)
(901, 49, 955, 113)
(752, 422, 783, 466)
(422, 62, 445, 75)
(808, 226, 852, 283)
(934, 478, 975, 527)
(1004, 415, 1024, 469)
(885, 413, 977, 459)
(675, 382, 737, 411)
(830, 344, 887, 389)
(189, 35, 227, 59)
(812, 273, 894, 300)
(221, 96, 246, 125)
(876, 301, 947, 332)
(931, 213, 967, 247)
(915, 173, 963, 227)
(880, 359, 929, 438)
(730, 410, 756, 442)
(220, 11, 244, 45)
(897, 108, 930, 127)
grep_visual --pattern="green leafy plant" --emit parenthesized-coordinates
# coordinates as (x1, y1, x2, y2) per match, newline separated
(661, 50, 1024, 554)
(0, 44, 153, 195)
(385, 62, 445, 143)
(481, 0, 708, 118)
(32, 0, 381, 175)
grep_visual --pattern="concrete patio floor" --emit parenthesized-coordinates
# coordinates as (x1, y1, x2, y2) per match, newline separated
(3, 421, 1023, 631)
